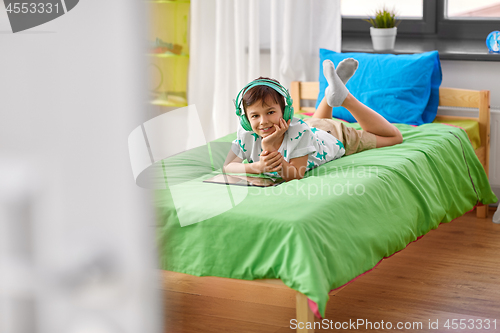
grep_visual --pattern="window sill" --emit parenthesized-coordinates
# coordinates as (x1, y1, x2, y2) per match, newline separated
(342, 34, 500, 62)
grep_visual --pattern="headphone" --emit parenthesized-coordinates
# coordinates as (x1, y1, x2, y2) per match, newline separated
(233, 79, 294, 132)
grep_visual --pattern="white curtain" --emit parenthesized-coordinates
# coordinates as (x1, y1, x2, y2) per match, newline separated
(189, 0, 341, 141)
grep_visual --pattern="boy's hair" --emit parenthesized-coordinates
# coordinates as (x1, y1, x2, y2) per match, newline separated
(242, 77, 286, 117)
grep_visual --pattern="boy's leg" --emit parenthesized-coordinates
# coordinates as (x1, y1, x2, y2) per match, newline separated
(318, 59, 402, 148)
(313, 58, 359, 119)
(336, 58, 358, 84)
(341, 93, 402, 148)
(313, 97, 333, 119)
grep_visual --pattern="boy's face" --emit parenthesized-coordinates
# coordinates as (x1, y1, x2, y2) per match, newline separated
(245, 97, 283, 138)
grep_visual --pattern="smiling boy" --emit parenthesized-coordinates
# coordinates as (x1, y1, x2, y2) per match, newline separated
(223, 59, 403, 182)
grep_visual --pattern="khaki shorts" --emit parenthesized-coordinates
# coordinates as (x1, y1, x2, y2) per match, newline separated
(304, 118, 377, 156)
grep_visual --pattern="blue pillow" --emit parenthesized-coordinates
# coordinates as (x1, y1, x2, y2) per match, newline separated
(316, 50, 442, 125)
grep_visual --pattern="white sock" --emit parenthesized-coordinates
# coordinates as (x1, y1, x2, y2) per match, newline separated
(323, 59, 348, 107)
(336, 58, 358, 84)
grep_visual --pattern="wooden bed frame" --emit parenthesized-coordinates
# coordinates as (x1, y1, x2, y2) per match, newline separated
(163, 84, 492, 333)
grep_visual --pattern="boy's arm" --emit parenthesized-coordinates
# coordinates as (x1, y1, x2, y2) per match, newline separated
(223, 154, 262, 174)
(223, 150, 283, 175)
(261, 118, 290, 152)
(279, 155, 308, 181)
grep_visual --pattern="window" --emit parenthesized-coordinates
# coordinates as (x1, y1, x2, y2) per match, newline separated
(438, 0, 500, 38)
(341, 0, 423, 18)
(447, 0, 500, 18)
(341, 0, 435, 35)
(342, 0, 500, 39)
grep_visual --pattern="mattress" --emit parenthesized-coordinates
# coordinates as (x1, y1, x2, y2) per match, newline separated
(155, 122, 497, 318)
(432, 118, 480, 150)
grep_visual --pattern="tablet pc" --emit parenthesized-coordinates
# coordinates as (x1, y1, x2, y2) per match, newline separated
(203, 174, 285, 187)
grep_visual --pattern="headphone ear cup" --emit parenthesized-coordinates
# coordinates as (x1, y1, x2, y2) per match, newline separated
(283, 105, 290, 121)
(283, 104, 294, 122)
(240, 114, 253, 131)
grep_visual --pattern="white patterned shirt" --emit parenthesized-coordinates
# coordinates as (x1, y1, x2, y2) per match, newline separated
(231, 117, 345, 176)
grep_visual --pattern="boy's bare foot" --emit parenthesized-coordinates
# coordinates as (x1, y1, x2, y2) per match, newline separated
(323, 59, 348, 107)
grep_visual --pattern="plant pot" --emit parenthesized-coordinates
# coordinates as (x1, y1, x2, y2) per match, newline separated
(370, 27, 397, 51)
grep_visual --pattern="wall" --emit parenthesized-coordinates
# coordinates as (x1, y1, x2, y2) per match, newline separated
(0, 1, 162, 332)
(441, 60, 500, 109)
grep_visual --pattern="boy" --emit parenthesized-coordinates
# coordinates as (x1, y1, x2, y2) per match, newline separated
(224, 59, 403, 181)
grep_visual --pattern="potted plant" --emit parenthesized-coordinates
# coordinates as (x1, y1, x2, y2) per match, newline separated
(364, 7, 401, 52)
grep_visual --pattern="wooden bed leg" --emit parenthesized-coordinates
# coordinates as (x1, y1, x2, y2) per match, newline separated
(296, 292, 315, 333)
(477, 90, 490, 220)
(477, 205, 488, 218)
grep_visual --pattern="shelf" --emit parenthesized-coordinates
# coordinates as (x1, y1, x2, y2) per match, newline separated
(148, 53, 189, 58)
(148, 0, 190, 109)
(149, 92, 187, 107)
(147, 1, 190, 4)
(150, 100, 188, 107)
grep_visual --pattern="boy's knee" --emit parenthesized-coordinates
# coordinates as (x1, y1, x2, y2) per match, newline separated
(375, 132, 403, 148)
(394, 130, 403, 145)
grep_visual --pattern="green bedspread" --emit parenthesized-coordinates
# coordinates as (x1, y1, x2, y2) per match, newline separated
(155, 123, 497, 318)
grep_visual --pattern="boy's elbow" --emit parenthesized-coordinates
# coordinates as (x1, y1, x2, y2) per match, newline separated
(282, 176, 301, 182)
(222, 161, 234, 173)
(281, 170, 305, 182)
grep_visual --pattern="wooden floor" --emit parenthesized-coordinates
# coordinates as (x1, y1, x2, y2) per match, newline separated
(162, 208, 500, 333)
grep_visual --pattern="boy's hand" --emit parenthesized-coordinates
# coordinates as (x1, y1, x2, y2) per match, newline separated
(258, 151, 283, 173)
(261, 118, 291, 152)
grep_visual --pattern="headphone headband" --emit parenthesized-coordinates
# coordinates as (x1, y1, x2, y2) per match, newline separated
(234, 79, 294, 132)
(234, 79, 291, 117)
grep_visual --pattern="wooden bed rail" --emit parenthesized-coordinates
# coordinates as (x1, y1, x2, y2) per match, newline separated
(162, 270, 348, 332)
(290, 82, 491, 219)
(290, 81, 318, 114)
(162, 270, 319, 332)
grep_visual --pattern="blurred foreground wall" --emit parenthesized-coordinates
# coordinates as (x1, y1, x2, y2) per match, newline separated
(0, 1, 161, 333)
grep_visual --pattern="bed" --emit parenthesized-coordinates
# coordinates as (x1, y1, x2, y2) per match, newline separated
(156, 83, 497, 333)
